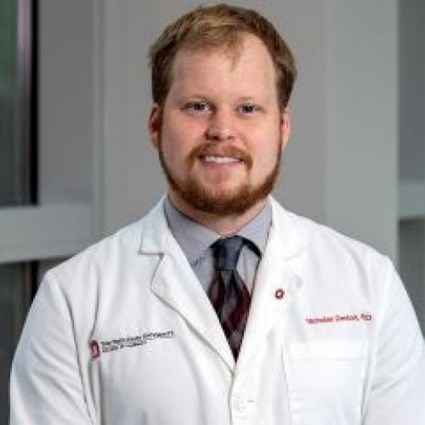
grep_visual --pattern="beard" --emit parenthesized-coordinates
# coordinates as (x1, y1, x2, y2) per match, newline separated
(158, 141, 282, 216)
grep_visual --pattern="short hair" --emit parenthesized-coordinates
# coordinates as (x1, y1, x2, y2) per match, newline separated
(149, 3, 297, 109)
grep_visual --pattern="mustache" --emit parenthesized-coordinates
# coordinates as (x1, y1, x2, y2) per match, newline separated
(188, 144, 253, 169)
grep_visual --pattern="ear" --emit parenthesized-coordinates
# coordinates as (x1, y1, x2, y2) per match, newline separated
(280, 108, 291, 150)
(148, 103, 162, 149)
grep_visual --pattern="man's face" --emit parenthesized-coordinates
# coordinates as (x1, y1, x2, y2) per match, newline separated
(149, 34, 290, 216)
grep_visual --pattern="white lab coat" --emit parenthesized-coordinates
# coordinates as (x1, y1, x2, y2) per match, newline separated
(10, 198, 425, 425)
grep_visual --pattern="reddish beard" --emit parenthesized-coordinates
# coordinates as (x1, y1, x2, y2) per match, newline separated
(158, 141, 282, 216)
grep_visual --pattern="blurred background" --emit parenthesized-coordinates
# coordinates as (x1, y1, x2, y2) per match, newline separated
(1, 0, 424, 421)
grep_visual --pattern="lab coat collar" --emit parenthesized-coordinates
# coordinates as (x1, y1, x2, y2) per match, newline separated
(139, 196, 306, 258)
(138, 196, 170, 255)
(139, 197, 235, 368)
(268, 196, 307, 260)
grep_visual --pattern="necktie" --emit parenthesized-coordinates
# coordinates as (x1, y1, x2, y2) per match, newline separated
(208, 236, 251, 359)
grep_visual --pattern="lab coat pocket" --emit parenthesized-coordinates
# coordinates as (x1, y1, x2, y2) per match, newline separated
(283, 340, 368, 425)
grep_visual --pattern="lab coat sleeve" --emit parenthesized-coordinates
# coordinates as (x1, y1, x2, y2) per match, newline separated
(9, 271, 93, 425)
(363, 258, 425, 424)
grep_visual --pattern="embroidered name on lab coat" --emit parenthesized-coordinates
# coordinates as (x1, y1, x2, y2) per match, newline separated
(306, 313, 372, 325)
(90, 330, 174, 359)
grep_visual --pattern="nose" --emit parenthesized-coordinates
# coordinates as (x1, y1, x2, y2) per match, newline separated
(205, 109, 235, 141)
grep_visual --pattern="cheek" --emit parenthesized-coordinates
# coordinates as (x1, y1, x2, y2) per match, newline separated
(160, 132, 197, 175)
(161, 118, 200, 158)
(160, 125, 184, 160)
(251, 132, 281, 168)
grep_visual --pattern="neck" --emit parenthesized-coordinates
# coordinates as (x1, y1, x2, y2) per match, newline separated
(168, 192, 267, 236)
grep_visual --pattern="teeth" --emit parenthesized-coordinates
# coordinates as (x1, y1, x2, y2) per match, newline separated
(203, 155, 240, 164)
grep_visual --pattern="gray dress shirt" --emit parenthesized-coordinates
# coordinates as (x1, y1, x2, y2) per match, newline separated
(163, 197, 272, 294)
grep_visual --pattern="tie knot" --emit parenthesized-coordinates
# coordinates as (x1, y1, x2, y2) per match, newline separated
(212, 236, 244, 271)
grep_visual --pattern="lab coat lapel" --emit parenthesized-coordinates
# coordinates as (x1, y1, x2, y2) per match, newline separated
(237, 199, 305, 368)
(139, 200, 235, 370)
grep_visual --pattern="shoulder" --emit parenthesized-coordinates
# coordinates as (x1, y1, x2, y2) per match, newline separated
(44, 199, 167, 291)
(26, 200, 170, 340)
(270, 198, 394, 278)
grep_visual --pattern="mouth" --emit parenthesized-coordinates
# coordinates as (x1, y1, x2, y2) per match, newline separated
(189, 144, 252, 169)
(200, 155, 243, 165)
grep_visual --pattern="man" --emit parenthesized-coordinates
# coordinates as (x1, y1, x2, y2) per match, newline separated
(10, 4, 425, 425)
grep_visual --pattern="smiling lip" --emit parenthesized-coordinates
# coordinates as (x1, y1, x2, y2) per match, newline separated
(189, 144, 253, 169)
(200, 155, 242, 165)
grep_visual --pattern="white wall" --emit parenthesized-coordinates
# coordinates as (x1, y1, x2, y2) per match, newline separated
(326, 1, 398, 259)
(39, 1, 96, 204)
(399, 0, 425, 182)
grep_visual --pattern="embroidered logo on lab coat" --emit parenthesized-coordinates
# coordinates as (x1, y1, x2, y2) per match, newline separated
(305, 313, 372, 325)
(90, 330, 174, 359)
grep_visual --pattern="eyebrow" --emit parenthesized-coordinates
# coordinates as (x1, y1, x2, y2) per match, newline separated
(178, 95, 263, 102)
(237, 96, 260, 103)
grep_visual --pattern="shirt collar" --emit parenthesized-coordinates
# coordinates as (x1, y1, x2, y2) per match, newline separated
(164, 197, 271, 266)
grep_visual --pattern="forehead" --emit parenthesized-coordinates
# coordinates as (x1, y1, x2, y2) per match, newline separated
(168, 35, 277, 97)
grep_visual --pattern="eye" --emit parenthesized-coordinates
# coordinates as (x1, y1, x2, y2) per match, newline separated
(238, 104, 260, 115)
(183, 101, 211, 114)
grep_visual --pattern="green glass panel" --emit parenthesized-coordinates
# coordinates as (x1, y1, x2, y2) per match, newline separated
(0, 0, 31, 205)
(0, 263, 32, 424)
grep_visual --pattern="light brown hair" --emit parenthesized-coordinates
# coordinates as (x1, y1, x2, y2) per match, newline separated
(149, 3, 297, 109)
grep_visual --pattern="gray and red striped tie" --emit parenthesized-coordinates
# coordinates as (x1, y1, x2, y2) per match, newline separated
(208, 236, 251, 359)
